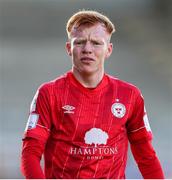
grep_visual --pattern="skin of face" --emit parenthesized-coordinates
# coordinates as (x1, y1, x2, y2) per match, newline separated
(66, 23, 113, 78)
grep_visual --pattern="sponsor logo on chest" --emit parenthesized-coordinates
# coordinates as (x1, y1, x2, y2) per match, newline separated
(70, 128, 118, 160)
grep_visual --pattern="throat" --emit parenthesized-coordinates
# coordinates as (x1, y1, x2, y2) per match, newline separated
(73, 70, 104, 88)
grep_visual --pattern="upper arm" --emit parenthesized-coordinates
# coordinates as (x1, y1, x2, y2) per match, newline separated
(23, 84, 53, 143)
(126, 90, 152, 144)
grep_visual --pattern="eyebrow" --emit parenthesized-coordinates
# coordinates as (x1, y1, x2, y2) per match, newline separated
(74, 38, 105, 43)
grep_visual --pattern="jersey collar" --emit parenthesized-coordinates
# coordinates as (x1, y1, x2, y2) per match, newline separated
(67, 71, 109, 94)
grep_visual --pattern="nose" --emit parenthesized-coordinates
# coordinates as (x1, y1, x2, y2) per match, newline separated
(82, 41, 93, 54)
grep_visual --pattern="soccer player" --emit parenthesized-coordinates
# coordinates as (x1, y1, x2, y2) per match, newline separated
(21, 10, 164, 179)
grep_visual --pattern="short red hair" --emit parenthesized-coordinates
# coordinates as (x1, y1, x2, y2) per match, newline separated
(66, 10, 115, 39)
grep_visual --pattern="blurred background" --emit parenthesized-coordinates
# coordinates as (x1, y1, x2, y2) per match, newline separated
(0, 0, 172, 178)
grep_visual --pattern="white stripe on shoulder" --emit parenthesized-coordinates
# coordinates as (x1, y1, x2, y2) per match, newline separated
(37, 124, 50, 131)
(130, 126, 145, 133)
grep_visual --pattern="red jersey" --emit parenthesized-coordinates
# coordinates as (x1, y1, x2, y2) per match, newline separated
(23, 71, 152, 179)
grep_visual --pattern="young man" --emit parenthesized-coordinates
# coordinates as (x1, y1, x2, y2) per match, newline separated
(21, 10, 164, 179)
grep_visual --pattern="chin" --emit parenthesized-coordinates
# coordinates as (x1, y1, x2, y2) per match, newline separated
(80, 68, 98, 75)
(74, 65, 98, 75)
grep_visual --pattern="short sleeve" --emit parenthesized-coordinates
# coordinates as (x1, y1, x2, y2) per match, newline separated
(126, 91, 153, 144)
(23, 84, 52, 143)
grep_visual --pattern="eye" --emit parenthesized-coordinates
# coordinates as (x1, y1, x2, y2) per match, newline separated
(92, 40, 103, 46)
(75, 41, 82, 45)
(93, 42, 100, 45)
(74, 40, 85, 45)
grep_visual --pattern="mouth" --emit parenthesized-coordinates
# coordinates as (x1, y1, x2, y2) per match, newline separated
(80, 57, 95, 62)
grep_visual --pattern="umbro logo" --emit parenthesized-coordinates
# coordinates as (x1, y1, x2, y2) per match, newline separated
(62, 105, 75, 114)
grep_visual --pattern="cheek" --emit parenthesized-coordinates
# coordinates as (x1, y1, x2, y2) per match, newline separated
(72, 47, 80, 57)
(96, 49, 107, 59)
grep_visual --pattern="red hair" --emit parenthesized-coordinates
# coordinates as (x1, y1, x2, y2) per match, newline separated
(66, 10, 115, 39)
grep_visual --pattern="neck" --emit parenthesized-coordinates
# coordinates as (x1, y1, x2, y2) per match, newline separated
(72, 68, 104, 88)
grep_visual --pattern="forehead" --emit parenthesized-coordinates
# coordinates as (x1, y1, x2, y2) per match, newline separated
(71, 23, 110, 39)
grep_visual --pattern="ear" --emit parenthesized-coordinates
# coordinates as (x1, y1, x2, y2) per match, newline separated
(66, 41, 72, 56)
(105, 43, 113, 59)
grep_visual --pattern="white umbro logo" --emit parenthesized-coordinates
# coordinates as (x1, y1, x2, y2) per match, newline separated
(62, 105, 75, 114)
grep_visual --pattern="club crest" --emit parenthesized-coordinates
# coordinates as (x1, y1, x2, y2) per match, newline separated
(111, 103, 126, 118)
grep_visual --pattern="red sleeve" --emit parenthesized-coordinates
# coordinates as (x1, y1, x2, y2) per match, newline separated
(127, 90, 164, 178)
(21, 84, 53, 178)
(21, 138, 45, 179)
(23, 84, 52, 143)
(127, 92, 152, 143)
(130, 140, 165, 179)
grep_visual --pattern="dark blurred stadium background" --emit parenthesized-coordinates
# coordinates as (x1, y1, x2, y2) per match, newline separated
(0, 0, 172, 178)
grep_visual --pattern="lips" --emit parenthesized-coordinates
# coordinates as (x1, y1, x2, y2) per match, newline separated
(80, 57, 95, 62)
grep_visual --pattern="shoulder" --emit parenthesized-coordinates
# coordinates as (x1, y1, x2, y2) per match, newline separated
(106, 74, 142, 97)
(38, 72, 68, 94)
